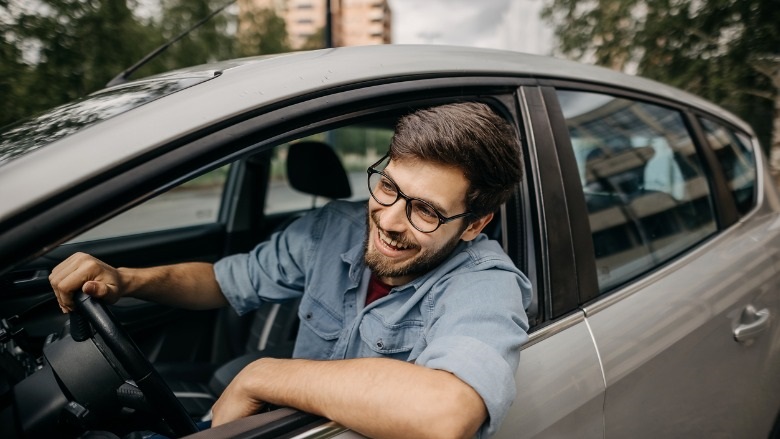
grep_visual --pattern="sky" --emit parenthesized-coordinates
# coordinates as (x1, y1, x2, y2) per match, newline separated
(387, 0, 556, 55)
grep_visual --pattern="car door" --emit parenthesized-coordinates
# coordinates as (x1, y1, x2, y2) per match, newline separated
(495, 85, 605, 438)
(548, 85, 780, 437)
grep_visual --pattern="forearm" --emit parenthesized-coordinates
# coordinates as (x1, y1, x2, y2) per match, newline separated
(220, 357, 486, 439)
(120, 262, 228, 310)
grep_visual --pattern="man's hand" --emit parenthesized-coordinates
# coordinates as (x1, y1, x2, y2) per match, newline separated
(211, 360, 268, 427)
(49, 252, 125, 313)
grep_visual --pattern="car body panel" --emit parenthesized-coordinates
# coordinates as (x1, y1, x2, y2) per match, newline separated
(585, 209, 780, 436)
(497, 312, 605, 438)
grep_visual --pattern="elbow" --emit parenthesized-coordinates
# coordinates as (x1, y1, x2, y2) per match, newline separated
(420, 417, 483, 439)
(420, 391, 486, 439)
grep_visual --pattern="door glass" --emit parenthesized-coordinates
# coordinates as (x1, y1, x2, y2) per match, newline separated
(69, 165, 230, 243)
(557, 90, 717, 292)
(699, 118, 756, 216)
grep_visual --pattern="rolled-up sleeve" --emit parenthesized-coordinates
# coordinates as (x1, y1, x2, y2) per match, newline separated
(214, 209, 323, 315)
(414, 264, 531, 438)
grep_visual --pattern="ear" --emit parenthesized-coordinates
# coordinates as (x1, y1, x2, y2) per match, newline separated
(459, 212, 494, 242)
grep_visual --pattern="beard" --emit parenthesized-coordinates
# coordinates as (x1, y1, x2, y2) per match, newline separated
(363, 210, 464, 282)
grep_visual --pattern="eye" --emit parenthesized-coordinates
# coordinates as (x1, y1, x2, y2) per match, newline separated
(413, 201, 438, 221)
(380, 177, 396, 194)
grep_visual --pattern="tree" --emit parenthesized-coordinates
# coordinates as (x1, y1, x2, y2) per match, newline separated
(152, 0, 236, 72)
(300, 27, 325, 51)
(1, 0, 159, 127)
(543, 0, 780, 169)
(236, 5, 289, 57)
(2, 0, 293, 129)
(0, 2, 33, 127)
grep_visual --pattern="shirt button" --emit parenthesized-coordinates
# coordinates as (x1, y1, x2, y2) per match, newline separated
(376, 339, 384, 349)
(305, 312, 313, 320)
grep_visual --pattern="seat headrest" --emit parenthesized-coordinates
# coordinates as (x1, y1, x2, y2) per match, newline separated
(286, 141, 352, 199)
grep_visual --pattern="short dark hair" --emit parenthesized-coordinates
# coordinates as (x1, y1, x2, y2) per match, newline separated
(389, 102, 523, 219)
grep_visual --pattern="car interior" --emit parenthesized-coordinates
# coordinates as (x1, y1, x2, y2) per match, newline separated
(0, 99, 525, 437)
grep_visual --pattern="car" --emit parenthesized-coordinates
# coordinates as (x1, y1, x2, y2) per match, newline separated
(0, 44, 778, 439)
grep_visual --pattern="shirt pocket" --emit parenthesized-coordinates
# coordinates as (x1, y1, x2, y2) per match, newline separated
(298, 296, 343, 341)
(359, 312, 424, 358)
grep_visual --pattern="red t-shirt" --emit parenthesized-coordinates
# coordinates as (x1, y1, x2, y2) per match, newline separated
(366, 273, 393, 305)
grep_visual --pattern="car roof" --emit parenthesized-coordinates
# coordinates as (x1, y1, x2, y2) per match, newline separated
(0, 45, 751, 225)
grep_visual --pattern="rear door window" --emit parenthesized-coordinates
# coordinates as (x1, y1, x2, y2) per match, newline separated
(699, 118, 757, 216)
(557, 90, 718, 292)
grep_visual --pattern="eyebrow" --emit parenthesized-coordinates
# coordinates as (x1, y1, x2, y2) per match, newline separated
(383, 169, 452, 216)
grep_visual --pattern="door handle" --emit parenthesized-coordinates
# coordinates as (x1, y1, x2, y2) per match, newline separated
(733, 305, 770, 342)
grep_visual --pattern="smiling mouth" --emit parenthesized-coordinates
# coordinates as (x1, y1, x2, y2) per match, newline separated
(377, 228, 413, 251)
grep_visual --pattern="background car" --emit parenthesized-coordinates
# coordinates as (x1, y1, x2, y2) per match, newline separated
(0, 45, 778, 438)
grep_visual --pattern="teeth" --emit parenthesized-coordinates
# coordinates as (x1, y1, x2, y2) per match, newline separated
(379, 230, 409, 250)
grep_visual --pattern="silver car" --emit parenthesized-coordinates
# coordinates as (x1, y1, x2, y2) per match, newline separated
(1, 45, 778, 438)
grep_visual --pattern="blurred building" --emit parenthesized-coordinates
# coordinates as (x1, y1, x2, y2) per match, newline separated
(241, 0, 392, 49)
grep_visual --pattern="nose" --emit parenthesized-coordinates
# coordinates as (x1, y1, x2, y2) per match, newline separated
(379, 199, 409, 232)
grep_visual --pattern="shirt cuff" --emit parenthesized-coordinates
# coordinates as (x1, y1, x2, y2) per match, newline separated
(214, 253, 261, 315)
(415, 335, 517, 438)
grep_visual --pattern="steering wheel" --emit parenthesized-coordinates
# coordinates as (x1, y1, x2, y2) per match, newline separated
(71, 291, 198, 437)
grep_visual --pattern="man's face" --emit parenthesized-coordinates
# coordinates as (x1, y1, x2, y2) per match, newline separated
(364, 157, 479, 286)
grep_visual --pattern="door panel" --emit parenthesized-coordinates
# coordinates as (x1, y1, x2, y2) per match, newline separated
(497, 313, 604, 438)
(552, 86, 780, 435)
(586, 218, 780, 436)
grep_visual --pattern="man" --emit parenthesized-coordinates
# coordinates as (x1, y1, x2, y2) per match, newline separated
(50, 102, 532, 439)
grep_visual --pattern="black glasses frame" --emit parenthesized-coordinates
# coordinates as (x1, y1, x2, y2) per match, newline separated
(366, 154, 472, 233)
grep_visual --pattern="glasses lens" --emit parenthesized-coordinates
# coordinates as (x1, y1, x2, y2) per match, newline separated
(409, 199, 440, 232)
(368, 172, 397, 206)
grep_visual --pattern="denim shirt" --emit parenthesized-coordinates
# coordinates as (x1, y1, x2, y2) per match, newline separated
(214, 200, 532, 438)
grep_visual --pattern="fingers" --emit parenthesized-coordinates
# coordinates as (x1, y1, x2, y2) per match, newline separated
(49, 252, 118, 313)
(211, 374, 265, 427)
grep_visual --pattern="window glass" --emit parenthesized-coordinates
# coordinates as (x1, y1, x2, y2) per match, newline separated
(699, 118, 756, 216)
(265, 124, 393, 214)
(557, 90, 717, 292)
(69, 165, 230, 243)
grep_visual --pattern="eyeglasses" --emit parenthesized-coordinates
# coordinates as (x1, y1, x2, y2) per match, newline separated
(366, 154, 471, 233)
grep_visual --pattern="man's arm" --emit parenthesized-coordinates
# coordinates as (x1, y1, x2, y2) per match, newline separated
(212, 357, 487, 439)
(49, 252, 227, 312)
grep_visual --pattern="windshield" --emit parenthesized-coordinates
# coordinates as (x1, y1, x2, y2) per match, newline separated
(0, 71, 219, 167)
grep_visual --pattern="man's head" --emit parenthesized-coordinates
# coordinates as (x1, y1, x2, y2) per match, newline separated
(389, 102, 523, 219)
(364, 102, 523, 285)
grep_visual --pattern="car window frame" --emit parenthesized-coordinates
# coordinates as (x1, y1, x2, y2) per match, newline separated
(539, 79, 745, 305)
(689, 110, 759, 221)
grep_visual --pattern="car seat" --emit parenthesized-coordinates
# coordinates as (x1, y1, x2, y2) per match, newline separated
(159, 140, 352, 418)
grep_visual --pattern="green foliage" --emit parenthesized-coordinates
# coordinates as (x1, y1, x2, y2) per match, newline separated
(2, 0, 160, 127)
(543, 0, 779, 151)
(300, 26, 326, 51)
(237, 6, 289, 56)
(1, 0, 291, 129)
